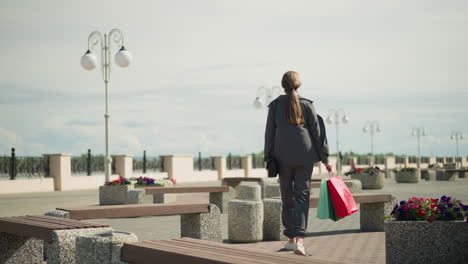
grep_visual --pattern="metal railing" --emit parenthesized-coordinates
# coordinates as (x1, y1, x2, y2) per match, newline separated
(71, 149, 106, 175)
(0, 148, 49, 179)
(227, 153, 242, 169)
(252, 154, 265, 168)
(193, 152, 215, 171)
(133, 152, 163, 173)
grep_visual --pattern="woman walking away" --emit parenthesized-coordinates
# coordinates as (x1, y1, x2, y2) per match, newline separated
(264, 71, 331, 256)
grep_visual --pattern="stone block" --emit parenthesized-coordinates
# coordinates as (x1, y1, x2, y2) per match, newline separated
(262, 199, 287, 241)
(259, 177, 279, 198)
(127, 189, 145, 204)
(99, 185, 134, 205)
(153, 193, 177, 203)
(436, 170, 458, 181)
(385, 221, 468, 264)
(264, 184, 281, 198)
(350, 172, 385, 189)
(228, 200, 263, 242)
(237, 185, 261, 201)
(181, 204, 222, 242)
(345, 179, 362, 193)
(360, 202, 385, 232)
(76, 231, 138, 264)
(45, 209, 71, 219)
(395, 170, 420, 183)
(0, 232, 43, 264)
(46, 227, 113, 264)
(209, 186, 234, 214)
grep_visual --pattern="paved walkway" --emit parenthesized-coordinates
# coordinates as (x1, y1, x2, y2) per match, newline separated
(0, 177, 467, 263)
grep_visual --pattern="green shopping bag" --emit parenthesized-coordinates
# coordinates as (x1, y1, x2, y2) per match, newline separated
(316, 179, 342, 221)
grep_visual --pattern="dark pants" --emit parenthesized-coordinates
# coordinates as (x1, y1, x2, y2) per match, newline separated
(278, 165, 313, 238)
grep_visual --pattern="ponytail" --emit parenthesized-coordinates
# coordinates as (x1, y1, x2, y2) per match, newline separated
(282, 71, 304, 126)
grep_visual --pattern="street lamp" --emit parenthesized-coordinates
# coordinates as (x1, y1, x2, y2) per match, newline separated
(450, 131, 463, 166)
(363, 121, 381, 156)
(80, 29, 132, 183)
(326, 108, 349, 174)
(253, 86, 282, 109)
(412, 127, 426, 168)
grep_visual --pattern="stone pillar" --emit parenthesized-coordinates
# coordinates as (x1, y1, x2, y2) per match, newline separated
(161, 155, 193, 182)
(403, 157, 409, 168)
(367, 156, 375, 167)
(461, 157, 467, 167)
(348, 156, 358, 167)
(241, 156, 252, 178)
(213, 156, 227, 180)
(384, 156, 396, 170)
(46, 153, 72, 191)
(429, 157, 437, 165)
(112, 155, 133, 178)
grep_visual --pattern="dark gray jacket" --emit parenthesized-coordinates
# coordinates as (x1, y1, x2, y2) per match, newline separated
(264, 95, 329, 167)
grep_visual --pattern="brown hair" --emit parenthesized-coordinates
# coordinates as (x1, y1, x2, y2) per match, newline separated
(281, 71, 303, 125)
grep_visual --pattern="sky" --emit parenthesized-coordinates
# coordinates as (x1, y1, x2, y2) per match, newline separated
(0, 0, 467, 158)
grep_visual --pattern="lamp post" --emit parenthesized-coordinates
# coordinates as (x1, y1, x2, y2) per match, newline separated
(253, 86, 282, 109)
(412, 127, 426, 168)
(80, 29, 132, 183)
(326, 108, 349, 174)
(450, 131, 463, 167)
(363, 121, 381, 156)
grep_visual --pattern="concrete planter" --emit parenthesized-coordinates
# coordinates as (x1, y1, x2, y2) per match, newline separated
(99, 185, 134, 205)
(436, 169, 458, 181)
(421, 169, 436, 181)
(395, 170, 420, 183)
(350, 172, 384, 189)
(385, 220, 468, 264)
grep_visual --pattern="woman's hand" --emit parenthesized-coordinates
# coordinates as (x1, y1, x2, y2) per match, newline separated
(323, 163, 332, 173)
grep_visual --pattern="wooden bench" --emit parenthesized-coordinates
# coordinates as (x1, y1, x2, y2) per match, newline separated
(267, 193, 395, 233)
(54, 202, 222, 242)
(135, 185, 233, 213)
(0, 215, 111, 264)
(121, 237, 344, 264)
(221, 177, 263, 188)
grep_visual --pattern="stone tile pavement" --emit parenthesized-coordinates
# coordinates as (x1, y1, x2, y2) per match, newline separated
(0, 177, 467, 263)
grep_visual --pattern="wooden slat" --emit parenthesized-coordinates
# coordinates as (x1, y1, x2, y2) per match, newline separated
(140, 186, 228, 195)
(167, 239, 322, 264)
(58, 203, 210, 220)
(0, 217, 72, 230)
(221, 178, 263, 188)
(23, 215, 109, 229)
(309, 193, 393, 207)
(0, 218, 55, 241)
(121, 239, 345, 264)
(121, 242, 237, 264)
(140, 241, 268, 264)
(178, 238, 343, 264)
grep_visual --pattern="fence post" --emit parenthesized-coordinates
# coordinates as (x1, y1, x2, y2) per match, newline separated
(198, 152, 202, 171)
(143, 150, 147, 174)
(228, 153, 232, 170)
(87, 149, 91, 176)
(252, 153, 256, 169)
(10, 147, 16, 180)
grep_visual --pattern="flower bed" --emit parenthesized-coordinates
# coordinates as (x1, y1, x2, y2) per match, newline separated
(385, 196, 468, 263)
(100, 177, 134, 205)
(345, 167, 384, 189)
(131, 176, 176, 187)
(395, 168, 420, 183)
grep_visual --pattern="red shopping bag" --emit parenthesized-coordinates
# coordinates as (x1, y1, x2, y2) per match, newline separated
(327, 175, 359, 218)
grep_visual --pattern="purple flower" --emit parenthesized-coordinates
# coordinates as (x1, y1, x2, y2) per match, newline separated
(462, 205, 468, 211)
(454, 208, 461, 212)
(400, 201, 406, 205)
(441, 195, 447, 201)
(448, 203, 454, 208)
(456, 213, 463, 218)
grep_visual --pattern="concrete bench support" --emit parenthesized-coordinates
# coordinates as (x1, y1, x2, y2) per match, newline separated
(127, 189, 145, 204)
(181, 204, 222, 242)
(76, 231, 138, 264)
(360, 203, 385, 232)
(228, 200, 263, 242)
(0, 233, 43, 264)
(47, 227, 114, 264)
(237, 185, 261, 201)
(153, 193, 177, 203)
(262, 199, 287, 241)
(209, 186, 234, 214)
(264, 184, 281, 198)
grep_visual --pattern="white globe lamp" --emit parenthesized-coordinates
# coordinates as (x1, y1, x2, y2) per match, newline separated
(80, 50, 98, 71)
(115, 46, 132, 68)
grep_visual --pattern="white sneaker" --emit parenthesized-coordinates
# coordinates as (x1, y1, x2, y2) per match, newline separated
(294, 243, 307, 256)
(284, 241, 295, 251)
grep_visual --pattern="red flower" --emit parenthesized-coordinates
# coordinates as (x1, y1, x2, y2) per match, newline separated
(427, 218, 434, 222)
(418, 210, 426, 216)
(356, 168, 364, 173)
(431, 199, 438, 203)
